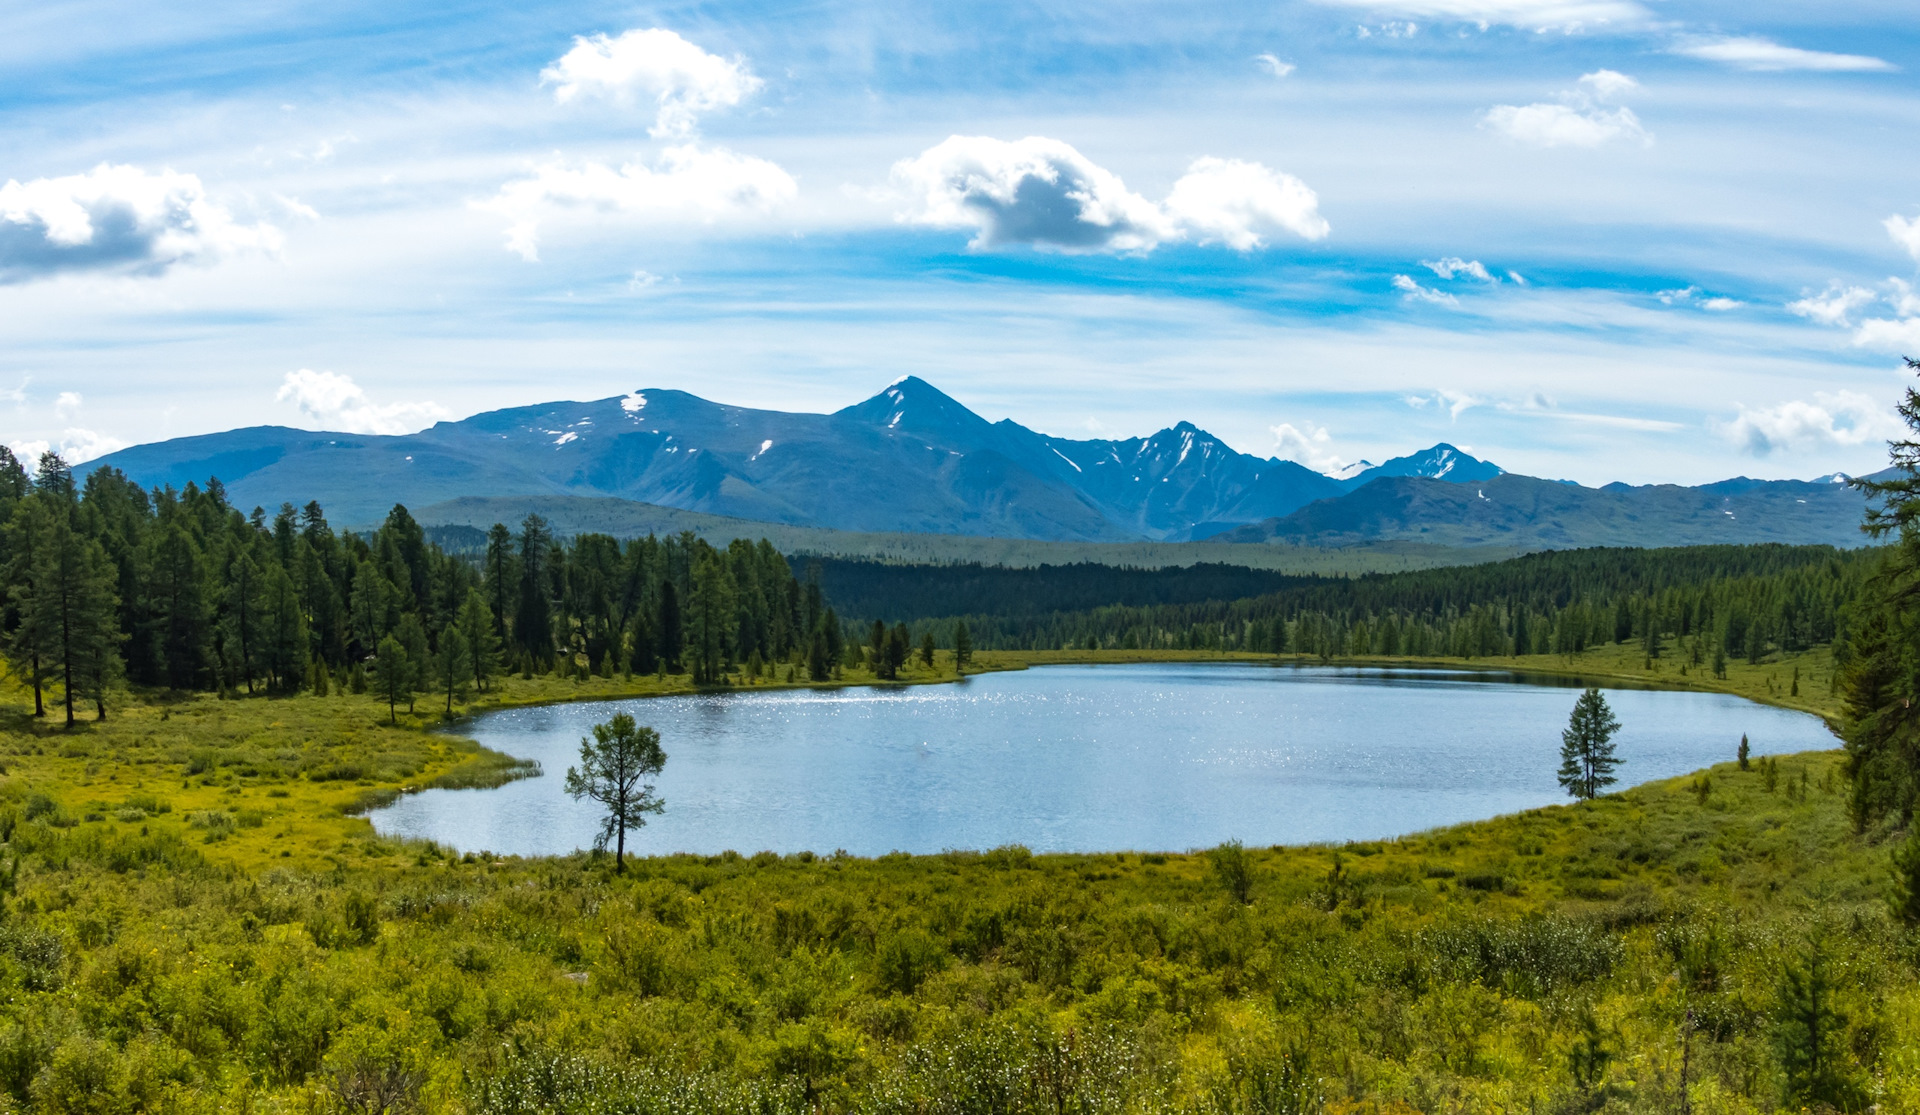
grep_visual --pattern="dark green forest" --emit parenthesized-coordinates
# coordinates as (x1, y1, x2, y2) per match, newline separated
(823, 544, 1874, 664)
(0, 451, 832, 724)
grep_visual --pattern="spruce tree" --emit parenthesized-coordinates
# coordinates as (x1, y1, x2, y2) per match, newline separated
(920, 630, 936, 668)
(515, 514, 553, 665)
(1557, 687, 1622, 800)
(954, 621, 973, 670)
(1738, 733, 1751, 771)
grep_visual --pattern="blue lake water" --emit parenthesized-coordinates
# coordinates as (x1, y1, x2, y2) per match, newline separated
(366, 663, 1837, 857)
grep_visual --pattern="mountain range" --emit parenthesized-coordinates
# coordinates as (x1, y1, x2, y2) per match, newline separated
(87, 377, 1874, 550)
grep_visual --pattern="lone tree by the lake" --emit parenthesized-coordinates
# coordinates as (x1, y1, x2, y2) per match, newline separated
(1558, 687, 1622, 800)
(564, 712, 666, 873)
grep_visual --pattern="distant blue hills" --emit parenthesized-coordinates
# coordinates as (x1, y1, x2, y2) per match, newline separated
(87, 377, 1874, 550)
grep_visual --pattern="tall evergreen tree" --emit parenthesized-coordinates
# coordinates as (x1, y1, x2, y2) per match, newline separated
(515, 515, 553, 665)
(1557, 687, 1622, 800)
(222, 551, 266, 695)
(434, 625, 470, 718)
(26, 515, 120, 726)
(371, 635, 412, 724)
(656, 580, 683, 673)
(456, 590, 502, 692)
(3, 497, 52, 716)
(145, 519, 210, 690)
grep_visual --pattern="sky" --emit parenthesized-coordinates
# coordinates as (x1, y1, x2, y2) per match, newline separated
(2, 0, 1919, 486)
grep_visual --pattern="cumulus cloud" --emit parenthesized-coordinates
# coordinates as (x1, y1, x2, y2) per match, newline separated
(1787, 284, 1875, 327)
(1270, 421, 1350, 473)
(1484, 69, 1649, 148)
(1720, 391, 1903, 457)
(1673, 36, 1894, 73)
(1309, 0, 1646, 32)
(275, 369, 448, 436)
(1392, 274, 1458, 305)
(1161, 157, 1329, 249)
(541, 28, 762, 139)
(890, 136, 1326, 255)
(1255, 54, 1296, 78)
(1887, 214, 1920, 264)
(1854, 317, 1920, 352)
(482, 145, 797, 260)
(1423, 257, 1494, 281)
(0, 163, 281, 282)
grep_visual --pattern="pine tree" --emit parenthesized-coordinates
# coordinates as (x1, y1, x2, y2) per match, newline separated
(656, 580, 683, 673)
(685, 549, 735, 684)
(954, 621, 973, 670)
(563, 712, 666, 873)
(1738, 733, 1751, 771)
(1891, 823, 1920, 925)
(1557, 687, 1622, 800)
(919, 630, 936, 669)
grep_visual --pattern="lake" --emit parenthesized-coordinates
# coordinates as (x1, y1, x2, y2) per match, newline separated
(366, 663, 1837, 857)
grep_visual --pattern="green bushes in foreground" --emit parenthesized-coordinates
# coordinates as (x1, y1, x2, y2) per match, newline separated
(0, 742, 1910, 1113)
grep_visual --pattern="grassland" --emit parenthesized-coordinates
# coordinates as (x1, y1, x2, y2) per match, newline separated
(0, 643, 1900, 1114)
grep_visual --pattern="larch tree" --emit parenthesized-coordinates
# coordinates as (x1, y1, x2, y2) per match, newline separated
(1557, 687, 1622, 800)
(434, 625, 470, 718)
(564, 712, 666, 873)
(27, 514, 120, 726)
(371, 634, 412, 724)
(456, 589, 501, 692)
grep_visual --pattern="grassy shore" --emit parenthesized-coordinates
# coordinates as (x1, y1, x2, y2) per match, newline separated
(0, 645, 1890, 1113)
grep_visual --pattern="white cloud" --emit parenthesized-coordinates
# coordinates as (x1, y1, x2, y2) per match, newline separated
(1657, 286, 1740, 311)
(11, 428, 127, 466)
(1484, 102, 1648, 147)
(1270, 421, 1349, 473)
(1787, 284, 1875, 326)
(891, 136, 1173, 253)
(1162, 156, 1329, 249)
(1255, 54, 1296, 78)
(891, 137, 1326, 254)
(541, 28, 763, 139)
(54, 391, 81, 416)
(275, 369, 448, 435)
(1311, 0, 1646, 32)
(1719, 391, 1903, 456)
(0, 163, 281, 282)
(482, 145, 798, 260)
(1887, 214, 1920, 264)
(1853, 316, 1920, 353)
(1674, 36, 1894, 73)
(1392, 274, 1458, 305)
(1485, 69, 1650, 149)
(1886, 278, 1920, 319)
(1423, 257, 1494, 281)
(1577, 69, 1639, 100)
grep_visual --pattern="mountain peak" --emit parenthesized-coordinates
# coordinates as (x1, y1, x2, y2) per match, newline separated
(834, 376, 993, 439)
(1336, 442, 1503, 490)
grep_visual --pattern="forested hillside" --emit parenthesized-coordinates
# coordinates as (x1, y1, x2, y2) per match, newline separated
(837, 545, 1873, 664)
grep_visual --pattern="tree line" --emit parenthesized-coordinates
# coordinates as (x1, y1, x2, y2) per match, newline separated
(0, 455, 844, 723)
(840, 544, 1872, 668)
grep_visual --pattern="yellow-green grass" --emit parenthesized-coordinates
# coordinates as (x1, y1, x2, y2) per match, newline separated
(0, 644, 1881, 1112)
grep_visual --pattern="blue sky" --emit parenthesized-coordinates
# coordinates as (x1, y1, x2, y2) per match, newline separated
(2, 0, 1918, 485)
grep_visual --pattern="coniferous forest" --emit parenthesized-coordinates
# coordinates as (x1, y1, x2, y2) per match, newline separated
(0, 449, 833, 725)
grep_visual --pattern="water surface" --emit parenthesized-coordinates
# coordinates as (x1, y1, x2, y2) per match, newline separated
(368, 663, 1834, 856)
